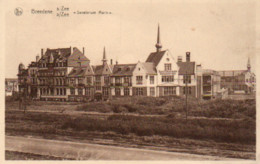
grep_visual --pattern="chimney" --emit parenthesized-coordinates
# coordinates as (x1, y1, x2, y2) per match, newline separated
(186, 52, 190, 62)
(82, 47, 85, 55)
(36, 55, 40, 62)
(41, 48, 44, 57)
(116, 60, 118, 65)
(70, 46, 73, 55)
(110, 59, 113, 65)
(177, 56, 182, 63)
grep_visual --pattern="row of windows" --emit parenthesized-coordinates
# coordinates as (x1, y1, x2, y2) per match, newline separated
(39, 71, 66, 76)
(183, 87, 192, 94)
(115, 87, 155, 96)
(40, 88, 66, 96)
(39, 78, 66, 85)
(115, 88, 130, 96)
(164, 87, 176, 95)
(70, 88, 108, 96)
(115, 77, 131, 84)
(28, 75, 194, 86)
(55, 62, 67, 67)
(136, 76, 155, 85)
(39, 62, 67, 68)
(39, 71, 65, 76)
(162, 76, 174, 82)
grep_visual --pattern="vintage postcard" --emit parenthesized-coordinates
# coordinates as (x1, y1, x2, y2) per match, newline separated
(1, 0, 258, 162)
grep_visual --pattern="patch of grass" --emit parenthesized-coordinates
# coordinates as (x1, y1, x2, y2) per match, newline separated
(5, 151, 75, 160)
(59, 114, 255, 145)
(76, 96, 256, 119)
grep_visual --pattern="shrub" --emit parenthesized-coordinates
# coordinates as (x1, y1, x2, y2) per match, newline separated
(112, 104, 127, 113)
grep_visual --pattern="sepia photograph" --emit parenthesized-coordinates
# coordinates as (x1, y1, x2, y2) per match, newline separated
(2, 0, 257, 161)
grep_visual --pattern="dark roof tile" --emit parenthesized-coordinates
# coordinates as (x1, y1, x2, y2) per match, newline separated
(145, 50, 166, 66)
(112, 64, 136, 76)
(177, 62, 195, 75)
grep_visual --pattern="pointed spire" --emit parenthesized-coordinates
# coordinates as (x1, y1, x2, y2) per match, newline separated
(247, 57, 251, 72)
(102, 46, 107, 64)
(155, 24, 162, 52)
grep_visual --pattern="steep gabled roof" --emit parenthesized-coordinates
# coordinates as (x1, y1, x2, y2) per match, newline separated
(112, 64, 137, 76)
(92, 62, 112, 75)
(69, 47, 90, 61)
(92, 65, 104, 75)
(39, 47, 71, 63)
(177, 62, 195, 75)
(145, 50, 167, 67)
(142, 62, 157, 75)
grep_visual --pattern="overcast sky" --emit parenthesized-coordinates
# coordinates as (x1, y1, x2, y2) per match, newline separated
(4, 0, 256, 78)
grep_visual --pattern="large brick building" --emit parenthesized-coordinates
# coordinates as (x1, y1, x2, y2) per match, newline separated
(17, 25, 254, 101)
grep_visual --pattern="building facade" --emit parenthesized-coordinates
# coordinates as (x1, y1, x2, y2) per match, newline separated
(5, 78, 18, 96)
(17, 25, 255, 101)
(201, 69, 221, 99)
(217, 58, 256, 94)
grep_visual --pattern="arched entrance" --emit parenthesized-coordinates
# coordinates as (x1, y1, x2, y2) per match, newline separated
(94, 92, 102, 101)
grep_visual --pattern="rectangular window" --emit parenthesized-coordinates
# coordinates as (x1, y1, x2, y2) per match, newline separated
(115, 88, 121, 96)
(136, 88, 143, 96)
(183, 87, 192, 95)
(95, 86, 102, 91)
(115, 77, 121, 85)
(183, 75, 191, 84)
(104, 76, 110, 85)
(150, 76, 154, 84)
(164, 64, 172, 71)
(85, 88, 91, 96)
(70, 88, 75, 95)
(136, 76, 143, 85)
(87, 77, 92, 85)
(150, 87, 155, 96)
(162, 76, 174, 82)
(164, 87, 176, 96)
(102, 87, 109, 96)
(59, 88, 63, 95)
(95, 76, 101, 86)
(95, 76, 101, 81)
(78, 78, 84, 85)
(124, 77, 131, 86)
(124, 88, 130, 96)
(78, 88, 83, 95)
(70, 79, 75, 85)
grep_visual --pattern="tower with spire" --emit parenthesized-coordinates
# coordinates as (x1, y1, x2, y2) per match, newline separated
(102, 46, 107, 65)
(247, 57, 251, 72)
(155, 24, 162, 52)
